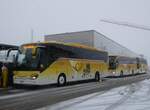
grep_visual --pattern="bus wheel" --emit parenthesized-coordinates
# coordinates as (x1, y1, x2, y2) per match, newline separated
(120, 70, 124, 77)
(132, 70, 134, 75)
(95, 72, 100, 82)
(57, 74, 66, 86)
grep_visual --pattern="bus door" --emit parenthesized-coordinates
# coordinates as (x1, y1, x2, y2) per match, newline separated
(37, 47, 50, 71)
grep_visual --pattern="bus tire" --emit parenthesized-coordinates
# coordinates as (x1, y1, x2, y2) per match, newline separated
(132, 70, 134, 75)
(95, 72, 100, 82)
(57, 73, 66, 86)
(120, 70, 124, 77)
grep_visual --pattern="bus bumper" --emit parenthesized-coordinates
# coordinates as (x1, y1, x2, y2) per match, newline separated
(14, 78, 41, 85)
(14, 78, 56, 86)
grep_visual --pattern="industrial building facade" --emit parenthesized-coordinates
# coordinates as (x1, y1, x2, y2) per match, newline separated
(45, 30, 138, 57)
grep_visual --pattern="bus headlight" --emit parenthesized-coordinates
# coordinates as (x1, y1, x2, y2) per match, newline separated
(113, 72, 116, 74)
(31, 74, 38, 80)
(32, 76, 37, 80)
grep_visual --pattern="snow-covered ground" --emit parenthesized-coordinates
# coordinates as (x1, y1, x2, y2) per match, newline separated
(38, 79, 150, 110)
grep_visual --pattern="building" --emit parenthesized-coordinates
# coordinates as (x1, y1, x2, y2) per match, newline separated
(45, 30, 139, 57)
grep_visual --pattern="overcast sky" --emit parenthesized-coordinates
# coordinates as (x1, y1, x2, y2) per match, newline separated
(0, 0, 150, 64)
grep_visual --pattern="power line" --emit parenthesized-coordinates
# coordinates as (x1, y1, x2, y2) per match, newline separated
(101, 19, 150, 31)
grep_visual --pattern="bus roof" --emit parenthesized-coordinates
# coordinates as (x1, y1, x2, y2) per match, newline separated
(0, 44, 18, 50)
(109, 55, 137, 59)
(22, 41, 106, 52)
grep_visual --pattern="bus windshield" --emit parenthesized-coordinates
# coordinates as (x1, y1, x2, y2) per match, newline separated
(17, 46, 40, 70)
(17, 46, 50, 71)
(0, 50, 8, 62)
(109, 56, 118, 69)
(0, 50, 18, 63)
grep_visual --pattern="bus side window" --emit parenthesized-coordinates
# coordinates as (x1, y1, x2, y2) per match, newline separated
(49, 47, 69, 59)
(39, 48, 49, 69)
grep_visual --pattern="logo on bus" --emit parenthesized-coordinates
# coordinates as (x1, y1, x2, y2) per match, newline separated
(83, 64, 91, 77)
(72, 62, 83, 72)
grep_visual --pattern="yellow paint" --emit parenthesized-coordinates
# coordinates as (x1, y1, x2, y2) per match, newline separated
(14, 58, 108, 83)
(2, 66, 8, 88)
(110, 63, 138, 75)
(14, 71, 40, 79)
(14, 42, 109, 84)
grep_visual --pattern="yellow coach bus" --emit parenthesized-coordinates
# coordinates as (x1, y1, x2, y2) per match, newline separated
(13, 42, 109, 86)
(137, 57, 148, 73)
(109, 56, 139, 76)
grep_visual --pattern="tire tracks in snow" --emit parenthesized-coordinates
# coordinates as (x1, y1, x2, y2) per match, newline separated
(47, 91, 107, 110)
(104, 83, 141, 110)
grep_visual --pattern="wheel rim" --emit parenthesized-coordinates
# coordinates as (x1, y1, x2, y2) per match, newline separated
(59, 76, 65, 84)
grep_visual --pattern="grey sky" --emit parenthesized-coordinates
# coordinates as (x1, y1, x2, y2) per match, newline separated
(0, 0, 150, 64)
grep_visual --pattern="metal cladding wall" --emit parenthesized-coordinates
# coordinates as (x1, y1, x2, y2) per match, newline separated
(93, 31, 138, 57)
(45, 30, 139, 57)
(45, 31, 93, 46)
